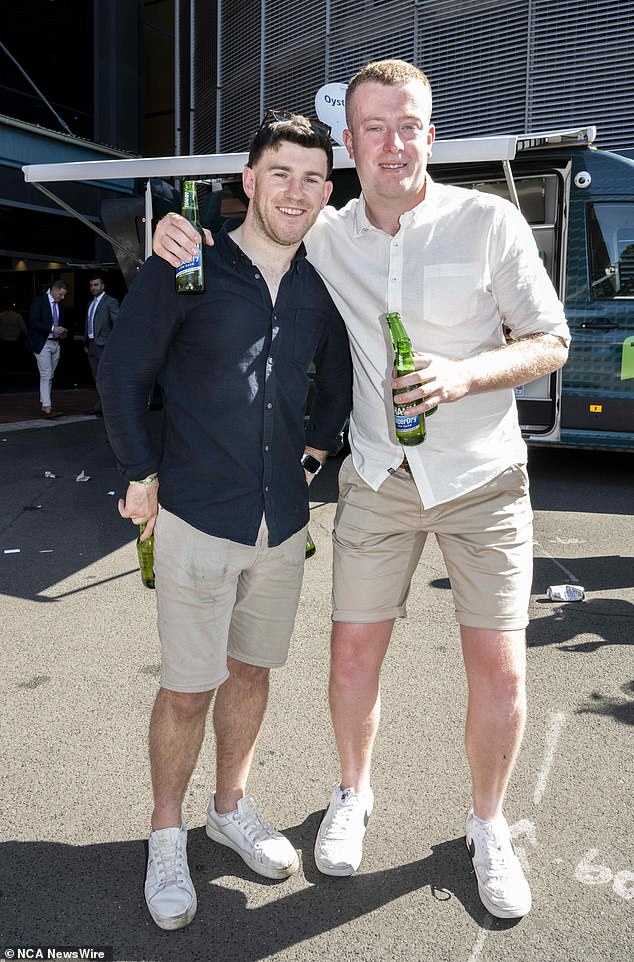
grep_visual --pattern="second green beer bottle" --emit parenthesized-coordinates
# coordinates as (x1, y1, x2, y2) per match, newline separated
(386, 312, 426, 445)
(175, 180, 205, 294)
(305, 528, 316, 559)
(137, 522, 155, 589)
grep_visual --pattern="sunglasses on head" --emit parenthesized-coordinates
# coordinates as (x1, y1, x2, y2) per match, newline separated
(259, 108, 331, 140)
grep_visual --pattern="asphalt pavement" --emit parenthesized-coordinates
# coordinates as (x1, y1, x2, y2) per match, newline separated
(1, 416, 632, 962)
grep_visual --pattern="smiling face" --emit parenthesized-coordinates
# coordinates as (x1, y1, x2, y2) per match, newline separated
(344, 80, 435, 222)
(243, 140, 333, 248)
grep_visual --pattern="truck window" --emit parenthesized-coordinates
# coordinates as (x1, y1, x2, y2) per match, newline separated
(588, 203, 634, 299)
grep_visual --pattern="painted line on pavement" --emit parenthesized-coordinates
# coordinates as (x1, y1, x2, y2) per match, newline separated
(533, 539, 580, 583)
(534, 710, 567, 806)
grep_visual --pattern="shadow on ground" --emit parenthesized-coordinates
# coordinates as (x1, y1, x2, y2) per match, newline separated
(1, 815, 516, 960)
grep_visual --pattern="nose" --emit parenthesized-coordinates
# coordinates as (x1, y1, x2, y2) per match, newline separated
(285, 176, 305, 199)
(383, 128, 404, 152)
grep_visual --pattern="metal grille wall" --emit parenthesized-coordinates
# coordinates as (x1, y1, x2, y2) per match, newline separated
(192, 0, 634, 153)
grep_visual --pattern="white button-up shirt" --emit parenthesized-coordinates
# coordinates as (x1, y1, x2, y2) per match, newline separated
(304, 177, 570, 508)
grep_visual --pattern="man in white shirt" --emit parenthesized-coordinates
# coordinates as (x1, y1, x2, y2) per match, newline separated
(152, 60, 569, 920)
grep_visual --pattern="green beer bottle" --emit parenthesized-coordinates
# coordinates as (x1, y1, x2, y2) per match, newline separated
(386, 312, 426, 445)
(175, 180, 205, 294)
(136, 522, 155, 589)
(305, 528, 316, 559)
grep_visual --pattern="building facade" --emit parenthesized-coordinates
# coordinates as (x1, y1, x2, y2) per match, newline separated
(189, 0, 634, 154)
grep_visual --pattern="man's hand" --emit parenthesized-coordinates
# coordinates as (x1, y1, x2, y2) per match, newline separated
(53, 326, 68, 339)
(392, 333, 569, 416)
(303, 446, 328, 486)
(118, 480, 159, 538)
(153, 212, 213, 267)
(392, 353, 469, 414)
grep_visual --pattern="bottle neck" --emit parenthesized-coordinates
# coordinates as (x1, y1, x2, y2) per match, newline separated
(386, 312, 409, 347)
(182, 181, 199, 220)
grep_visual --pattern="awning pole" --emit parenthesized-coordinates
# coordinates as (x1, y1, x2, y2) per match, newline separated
(502, 159, 521, 210)
(144, 180, 154, 261)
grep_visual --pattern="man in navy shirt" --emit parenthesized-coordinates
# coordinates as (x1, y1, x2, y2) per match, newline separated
(98, 111, 351, 931)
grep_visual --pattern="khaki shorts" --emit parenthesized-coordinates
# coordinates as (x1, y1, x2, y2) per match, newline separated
(332, 457, 533, 630)
(154, 508, 306, 692)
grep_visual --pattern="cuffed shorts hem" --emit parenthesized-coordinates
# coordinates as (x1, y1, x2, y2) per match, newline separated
(225, 649, 288, 669)
(331, 605, 407, 623)
(158, 671, 229, 694)
(454, 612, 529, 632)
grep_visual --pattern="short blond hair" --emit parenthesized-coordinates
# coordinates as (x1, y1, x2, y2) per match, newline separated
(345, 59, 432, 126)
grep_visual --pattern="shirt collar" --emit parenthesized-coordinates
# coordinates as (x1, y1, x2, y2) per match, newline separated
(217, 218, 308, 273)
(352, 175, 438, 237)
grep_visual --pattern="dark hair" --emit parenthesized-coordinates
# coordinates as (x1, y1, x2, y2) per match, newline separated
(248, 109, 333, 178)
(89, 273, 105, 284)
(51, 279, 68, 291)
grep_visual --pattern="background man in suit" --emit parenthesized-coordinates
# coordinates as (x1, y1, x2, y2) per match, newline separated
(26, 279, 68, 418)
(84, 273, 119, 416)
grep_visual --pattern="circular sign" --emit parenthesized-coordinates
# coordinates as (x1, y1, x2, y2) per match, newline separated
(315, 83, 348, 146)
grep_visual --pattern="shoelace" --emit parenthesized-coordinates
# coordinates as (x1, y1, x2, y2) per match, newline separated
(234, 807, 278, 845)
(476, 822, 515, 880)
(325, 792, 363, 837)
(154, 840, 186, 888)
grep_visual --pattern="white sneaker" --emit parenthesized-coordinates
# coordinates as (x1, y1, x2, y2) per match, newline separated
(206, 793, 299, 879)
(465, 808, 532, 918)
(145, 823, 197, 930)
(314, 784, 374, 876)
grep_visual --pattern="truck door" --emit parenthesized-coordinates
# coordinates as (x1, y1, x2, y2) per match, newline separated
(461, 166, 569, 439)
(513, 165, 570, 440)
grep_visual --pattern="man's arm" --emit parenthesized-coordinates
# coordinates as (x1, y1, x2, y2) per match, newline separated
(98, 257, 184, 533)
(305, 300, 353, 458)
(393, 333, 568, 413)
(153, 212, 213, 267)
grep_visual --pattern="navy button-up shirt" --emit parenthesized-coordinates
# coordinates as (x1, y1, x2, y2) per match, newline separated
(98, 224, 352, 546)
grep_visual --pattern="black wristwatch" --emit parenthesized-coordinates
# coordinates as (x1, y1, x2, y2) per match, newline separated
(301, 453, 323, 476)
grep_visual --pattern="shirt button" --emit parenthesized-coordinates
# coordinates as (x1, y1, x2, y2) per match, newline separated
(267, 402, 272, 409)
(264, 445, 269, 451)
(264, 485, 269, 492)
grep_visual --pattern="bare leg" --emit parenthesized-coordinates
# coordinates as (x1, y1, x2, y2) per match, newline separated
(213, 656, 269, 813)
(461, 626, 527, 821)
(150, 687, 215, 830)
(329, 620, 394, 791)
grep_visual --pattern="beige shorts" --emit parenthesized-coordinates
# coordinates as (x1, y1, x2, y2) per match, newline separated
(154, 508, 306, 692)
(332, 457, 533, 630)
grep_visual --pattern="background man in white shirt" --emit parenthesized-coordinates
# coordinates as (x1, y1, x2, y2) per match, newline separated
(152, 59, 569, 920)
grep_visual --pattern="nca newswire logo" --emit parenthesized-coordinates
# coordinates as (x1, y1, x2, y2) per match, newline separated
(3, 949, 112, 961)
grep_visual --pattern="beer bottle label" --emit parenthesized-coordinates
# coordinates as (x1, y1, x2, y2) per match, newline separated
(175, 247, 202, 281)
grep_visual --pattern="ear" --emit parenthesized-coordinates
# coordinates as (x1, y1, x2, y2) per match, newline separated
(242, 165, 255, 200)
(321, 179, 334, 208)
(343, 128, 354, 161)
(426, 124, 435, 157)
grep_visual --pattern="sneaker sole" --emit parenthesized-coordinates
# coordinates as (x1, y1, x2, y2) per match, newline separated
(206, 819, 299, 880)
(146, 891, 197, 931)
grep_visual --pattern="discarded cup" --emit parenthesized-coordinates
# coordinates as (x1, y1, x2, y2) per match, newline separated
(547, 584, 585, 602)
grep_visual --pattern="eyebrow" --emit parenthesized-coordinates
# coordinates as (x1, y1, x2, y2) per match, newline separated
(268, 163, 326, 179)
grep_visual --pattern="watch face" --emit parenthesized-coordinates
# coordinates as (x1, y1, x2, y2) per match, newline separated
(301, 454, 322, 474)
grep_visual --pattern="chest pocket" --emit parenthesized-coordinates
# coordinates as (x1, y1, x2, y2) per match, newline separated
(421, 263, 482, 327)
(292, 309, 323, 367)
